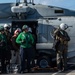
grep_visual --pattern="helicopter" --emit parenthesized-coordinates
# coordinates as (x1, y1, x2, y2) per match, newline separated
(0, 0, 75, 69)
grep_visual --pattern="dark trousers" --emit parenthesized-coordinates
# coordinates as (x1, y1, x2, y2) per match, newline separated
(20, 47, 35, 72)
(0, 48, 7, 73)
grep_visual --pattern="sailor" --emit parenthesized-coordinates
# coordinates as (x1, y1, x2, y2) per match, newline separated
(16, 25, 34, 73)
(11, 28, 21, 73)
(28, 27, 36, 70)
(0, 26, 7, 73)
(4, 24, 11, 64)
(11, 28, 21, 64)
(54, 23, 70, 72)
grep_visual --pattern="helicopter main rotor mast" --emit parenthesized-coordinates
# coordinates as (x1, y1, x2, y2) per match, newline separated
(16, 0, 34, 4)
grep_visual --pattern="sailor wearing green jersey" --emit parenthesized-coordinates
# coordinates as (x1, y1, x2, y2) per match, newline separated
(16, 25, 34, 73)
(0, 26, 7, 73)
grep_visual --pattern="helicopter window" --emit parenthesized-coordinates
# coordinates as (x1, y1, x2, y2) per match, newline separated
(48, 18, 57, 20)
(48, 6, 54, 8)
(55, 10, 64, 13)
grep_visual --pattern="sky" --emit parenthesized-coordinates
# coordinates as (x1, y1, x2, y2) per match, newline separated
(0, 0, 75, 10)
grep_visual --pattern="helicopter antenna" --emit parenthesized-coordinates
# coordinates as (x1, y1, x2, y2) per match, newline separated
(32, 0, 34, 3)
(29, 0, 34, 4)
(32, 0, 34, 4)
(19, 0, 27, 5)
(30, 0, 31, 3)
(16, 0, 27, 3)
(16, 0, 20, 6)
(16, 0, 27, 5)
(24, 0, 27, 3)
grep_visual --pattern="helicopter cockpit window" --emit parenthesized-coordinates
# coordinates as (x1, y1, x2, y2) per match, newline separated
(55, 10, 64, 13)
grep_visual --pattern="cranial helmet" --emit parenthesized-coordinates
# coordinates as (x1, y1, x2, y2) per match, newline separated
(28, 27, 32, 32)
(14, 28, 21, 35)
(17, 28, 21, 32)
(4, 24, 10, 30)
(59, 23, 68, 30)
(22, 25, 28, 30)
(0, 26, 4, 31)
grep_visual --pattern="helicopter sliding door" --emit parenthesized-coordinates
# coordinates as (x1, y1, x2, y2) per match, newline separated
(12, 20, 38, 46)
